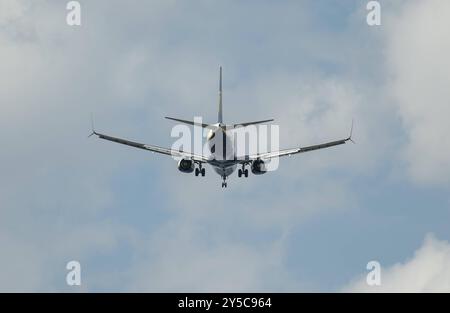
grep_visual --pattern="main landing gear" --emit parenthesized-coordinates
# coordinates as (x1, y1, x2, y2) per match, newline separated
(238, 165, 249, 178)
(194, 164, 205, 177)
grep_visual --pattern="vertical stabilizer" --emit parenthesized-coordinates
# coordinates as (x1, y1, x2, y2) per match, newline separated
(218, 66, 223, 123)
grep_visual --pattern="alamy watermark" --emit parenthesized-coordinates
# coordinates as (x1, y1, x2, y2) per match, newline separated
(366, 260, 381, 286)
(170, 117, 280, 171)
(66, 1, 81, 26)
(66, 1, 381, 28)
(66, 260, 81, 286)
(366, 1, 381, 26)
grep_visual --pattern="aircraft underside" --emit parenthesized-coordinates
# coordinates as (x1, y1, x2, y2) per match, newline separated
(211, 164, 237, 188)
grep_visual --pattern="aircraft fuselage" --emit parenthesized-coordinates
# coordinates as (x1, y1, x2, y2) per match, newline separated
(206, 123, 237, 178)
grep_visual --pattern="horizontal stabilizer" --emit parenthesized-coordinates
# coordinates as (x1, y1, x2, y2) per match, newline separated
(233, 119, 274, 127)
(165, 117, 210, 128)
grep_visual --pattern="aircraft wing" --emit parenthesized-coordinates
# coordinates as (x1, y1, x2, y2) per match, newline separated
(241, 122, 354, 162)
(90, 131, 208, 163)
(245, 138, 351, 161)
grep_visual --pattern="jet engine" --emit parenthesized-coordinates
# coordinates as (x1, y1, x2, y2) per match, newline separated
(251, 159, 267, 175)
(178, 159, 195, 173)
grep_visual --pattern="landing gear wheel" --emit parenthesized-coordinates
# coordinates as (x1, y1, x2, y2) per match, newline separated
(221, 175, 228, 188)
(201, 168, 205, 177)
(239, 165, 249, 178)
(195, 168, 199, 176)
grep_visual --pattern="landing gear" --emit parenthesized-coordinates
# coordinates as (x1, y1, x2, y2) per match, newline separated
(195, 164, 205, 177)
(221, 175, 227, 188)
(238, 165, 249, 178)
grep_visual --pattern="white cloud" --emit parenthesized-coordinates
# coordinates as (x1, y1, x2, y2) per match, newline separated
(345, 234, 450, 292)
(128, 225, 296, 292)
(386, 0, 450, 184)
(0, 0, 27, 24)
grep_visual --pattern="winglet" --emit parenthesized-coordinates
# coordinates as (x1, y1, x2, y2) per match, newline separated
(88, 113, 98, 138)
(346, 119, 355, 143)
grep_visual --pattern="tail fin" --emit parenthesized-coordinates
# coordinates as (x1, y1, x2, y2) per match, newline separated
(218, 66, 223, 124)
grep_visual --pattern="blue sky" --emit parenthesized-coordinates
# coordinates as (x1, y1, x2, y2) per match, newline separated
(1, 0, 450, 292)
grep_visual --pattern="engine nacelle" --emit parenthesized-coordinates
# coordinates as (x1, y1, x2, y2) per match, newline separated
(251, 159, 267, 175)
(178, 159, 195, 173)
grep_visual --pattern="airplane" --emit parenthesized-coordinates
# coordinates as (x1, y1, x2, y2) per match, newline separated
(90, 67, 354, 188)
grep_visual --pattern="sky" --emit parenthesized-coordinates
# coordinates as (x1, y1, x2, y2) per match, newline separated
(0, 0, 450, 292)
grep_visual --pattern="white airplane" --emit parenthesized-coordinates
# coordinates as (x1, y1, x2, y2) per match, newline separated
(90, 67, 353, 188)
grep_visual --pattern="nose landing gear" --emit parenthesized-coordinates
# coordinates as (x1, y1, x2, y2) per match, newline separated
(221, 175, 227, 188)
